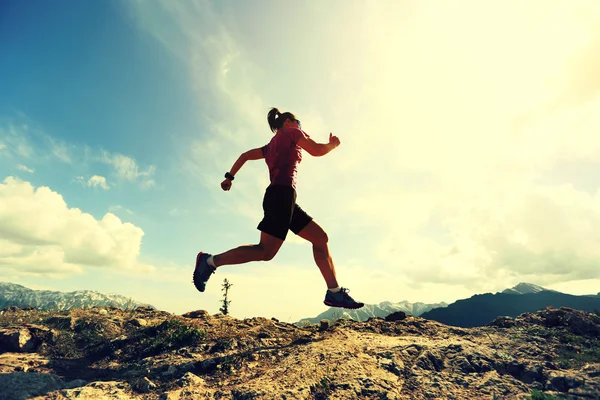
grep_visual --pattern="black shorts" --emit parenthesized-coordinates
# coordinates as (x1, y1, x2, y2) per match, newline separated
(257, 185, 312, 241)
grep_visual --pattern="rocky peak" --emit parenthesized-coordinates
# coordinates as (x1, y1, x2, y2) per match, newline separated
(0, 305, 598, 399)
(0, 282, 153, 311)
(502, 282, 549, 295)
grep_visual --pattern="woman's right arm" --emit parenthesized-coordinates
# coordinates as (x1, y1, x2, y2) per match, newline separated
(297, 133, 341, 157)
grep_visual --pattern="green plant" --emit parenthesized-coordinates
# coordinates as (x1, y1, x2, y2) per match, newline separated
(126, 319, 206, 360)
(0, 308, 45, 327)
(310, 376, 334, 400)
(231, 389, 259, 399)
(211, 337, 235, 353)
(220, 279, 233, 315)
(527, 389, 562, 399)
(156, 319, 206, 351)
(484, 331, 498, 350)
(47, 331, 82, 359)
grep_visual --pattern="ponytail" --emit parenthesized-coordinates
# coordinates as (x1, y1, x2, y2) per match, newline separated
(267, 108, 281, 132)
(267, 107, 297, 133)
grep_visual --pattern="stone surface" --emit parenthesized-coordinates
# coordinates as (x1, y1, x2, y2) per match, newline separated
(0, 305, 598, 399)
(0, 327, 35, 353)
(385, 311, 407, 322)
(0, 372, 65, 400)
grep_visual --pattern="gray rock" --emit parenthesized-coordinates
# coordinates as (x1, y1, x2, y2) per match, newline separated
(127, 318, 147, 327)
(45, 316, 75, 330)
(197, 357, 217, 373)
(182, 310, 210, 319)
(64, 379, 87, 389)
(0, 328, 36, 353)
(133, 377, 156, 393)
(453, 356, 476, 373)
(415, 350, 444, 372)
(549, 374, 584, 392)
(58, 381, 133, 399)
(178, 372, 206, 388)
(0, 372, 65, 399)
(162, 365, 177, 377)
(488, 316, 517, 328)
(385, 311, 407, 322)
(319, 320, 330, 331)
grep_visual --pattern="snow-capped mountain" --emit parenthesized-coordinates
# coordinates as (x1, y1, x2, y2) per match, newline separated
(421, 283, 600, 327)
(501, 282, 555, 295)
(295, 300, 448, 326)
(0, 282, 153, 310)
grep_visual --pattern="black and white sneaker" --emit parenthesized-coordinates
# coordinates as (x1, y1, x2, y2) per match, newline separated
(193, 252, 216, 292)
(323, 288, 364, 309)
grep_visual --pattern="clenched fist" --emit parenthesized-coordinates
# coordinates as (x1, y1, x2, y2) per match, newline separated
(221, 179, 232, 191)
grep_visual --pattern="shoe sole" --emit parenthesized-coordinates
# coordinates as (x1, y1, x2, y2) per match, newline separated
(193, 252, 207, 292)
(323, 300, 364, 309)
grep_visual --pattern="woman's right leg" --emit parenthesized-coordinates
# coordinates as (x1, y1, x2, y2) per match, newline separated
(213, 231, 284, 267)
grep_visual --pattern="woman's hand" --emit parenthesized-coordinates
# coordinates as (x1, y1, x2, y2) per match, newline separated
(221, 179, 232, 191)
(329, 132, 341, 148)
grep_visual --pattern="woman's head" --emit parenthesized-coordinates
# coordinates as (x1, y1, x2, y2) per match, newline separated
(267, 107, 300, 132)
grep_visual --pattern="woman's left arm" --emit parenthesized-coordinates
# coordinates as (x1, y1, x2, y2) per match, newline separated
(221, 147, 265, 191)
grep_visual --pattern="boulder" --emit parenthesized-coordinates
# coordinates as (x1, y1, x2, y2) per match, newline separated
(182, 310, 210, 319)
(385, 311, 407, 322)
(0, 327, 37, 353)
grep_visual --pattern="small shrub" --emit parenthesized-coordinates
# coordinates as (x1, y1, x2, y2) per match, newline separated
(211, 337, 235, 353)
(231, 389, 259, 399)
(527, 389, 562, 400)
(125, 319, 206, 360)
(47, 331, 82, 359)
(310, 376, 334, 400)
(0, 308, 44, 327)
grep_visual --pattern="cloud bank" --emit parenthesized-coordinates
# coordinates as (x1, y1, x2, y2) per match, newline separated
(0, 177, 152, 277)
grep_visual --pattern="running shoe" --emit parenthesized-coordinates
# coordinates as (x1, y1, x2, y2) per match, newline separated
(323, 287, 364, 309)
(193, 252, 216, 292)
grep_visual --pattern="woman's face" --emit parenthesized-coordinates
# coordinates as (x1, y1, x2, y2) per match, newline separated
(282, 117, 301, 130)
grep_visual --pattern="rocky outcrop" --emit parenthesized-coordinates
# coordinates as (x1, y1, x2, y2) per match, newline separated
(0, 305, 598, 399)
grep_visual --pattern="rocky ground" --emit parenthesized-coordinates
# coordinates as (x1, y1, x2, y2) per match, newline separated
(0, 305, 599, 399)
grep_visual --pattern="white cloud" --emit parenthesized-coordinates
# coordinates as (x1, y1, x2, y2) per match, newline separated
(0, 124, 34, 158)
(88, 175, 109, 190)
(168, 208, 188, 217)
(109, 205, 134, 215)
(0, 177, 153, 277)
(16, 165, 34, 173)
(101, 152, 156, 189)
(50, 140, 72, 163)
(0, 122, 74, 163)
(74, 175, 110, 190)
(1, 120, 155, 190)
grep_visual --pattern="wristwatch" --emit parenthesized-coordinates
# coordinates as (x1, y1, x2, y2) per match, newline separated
(225, 172, 235, 181)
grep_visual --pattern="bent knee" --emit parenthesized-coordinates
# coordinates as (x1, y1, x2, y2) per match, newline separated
(263, 253, 276, 261)
(313, 231, 329, 247)
(257, 245, 278, 261)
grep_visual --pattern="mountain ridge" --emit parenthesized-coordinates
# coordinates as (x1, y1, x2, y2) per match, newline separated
(421, 288, 600, 327)
(296, 299, 447, 325)
(0, 282, 153, 311)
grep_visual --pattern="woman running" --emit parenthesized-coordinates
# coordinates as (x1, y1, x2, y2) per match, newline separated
(193, 108, 364, 309)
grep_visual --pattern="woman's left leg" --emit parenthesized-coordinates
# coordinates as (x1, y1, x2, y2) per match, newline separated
(296, 220, 339, 289)
(294, 213, 364, 309)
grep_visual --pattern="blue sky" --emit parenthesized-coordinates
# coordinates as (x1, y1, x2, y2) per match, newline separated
(2, 0, 600, 321)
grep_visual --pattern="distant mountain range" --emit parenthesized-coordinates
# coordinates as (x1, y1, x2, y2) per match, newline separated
(296, 300, 448, 325)
(421, 283, 600, 328)
(501, 282, 554, 295)
(0, 282, 153, 311)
